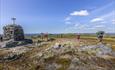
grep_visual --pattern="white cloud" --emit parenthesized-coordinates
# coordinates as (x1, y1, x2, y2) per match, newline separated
(112, 19, 115, 24)
(64, 10, 89, 26)
(74, 24, 79, 27)
(87, 27, 95, 29)
(73, 23, 88, 29)
(70, 10, 89, 16)
(65, 17, 71, 21)
(91, 17, 104, 23)
(90, 2, 114, 15)
(65, 21, 71, 24)
(95, 25, 105, 28)
(100, 21, 106, 23)
(78, 25, 86, 29)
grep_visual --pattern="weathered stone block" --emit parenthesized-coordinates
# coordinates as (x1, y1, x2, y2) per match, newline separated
(3, 24, 25, 41)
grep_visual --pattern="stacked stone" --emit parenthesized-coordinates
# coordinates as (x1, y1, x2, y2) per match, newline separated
(0, 18, 33, 48)
(3, 24, 24, 41)
(0, 35, 3, 42)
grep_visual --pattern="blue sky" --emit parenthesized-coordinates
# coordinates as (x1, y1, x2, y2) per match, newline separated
(0, 0, 115, 34)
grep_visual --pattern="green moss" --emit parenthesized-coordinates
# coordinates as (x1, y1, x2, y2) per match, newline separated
(44, 56, 55, 63)
(56, 58, 71, 70)
(0, 64, 3, 70)
(57, 67, 65, 70)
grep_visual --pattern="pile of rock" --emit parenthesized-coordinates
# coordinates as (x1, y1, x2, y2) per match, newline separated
(5, 39, 33, 48)
(0, 19, 33, 48)
(0, 44, 33, 62)
(79, 43, 112, 56)
(3, 24, 24, 41)
(0, 39, 33, 48)
(34, 42, 115, 70)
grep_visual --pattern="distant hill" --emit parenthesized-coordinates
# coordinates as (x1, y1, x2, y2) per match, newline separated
(25, 33, 115, 36)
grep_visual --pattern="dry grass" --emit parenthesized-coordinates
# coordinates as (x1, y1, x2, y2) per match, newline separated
(54, 37, 115, 50)
(0, 35, 115, 70)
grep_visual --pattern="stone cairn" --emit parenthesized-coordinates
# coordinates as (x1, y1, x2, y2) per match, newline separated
(3, 20, 25, 41)
(2, 18, 24, 41)
(0, 18, 33, 48)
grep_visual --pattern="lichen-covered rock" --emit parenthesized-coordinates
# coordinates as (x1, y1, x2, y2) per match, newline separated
(43, 50, 55, 62)
(0, 42, 115, 70)
(0, 53, 22, 62)
(3, 24, 25, 41)
(2, 39, 33, 48)
(0, 20, 33, 48)
(79, 43, 112, 56)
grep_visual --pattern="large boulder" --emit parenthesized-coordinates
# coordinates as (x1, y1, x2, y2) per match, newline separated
(4, 39, 33, 48)
(79, 43, 112, 56)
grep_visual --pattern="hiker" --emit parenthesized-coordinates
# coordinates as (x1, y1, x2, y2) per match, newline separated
(77, 34, 80, 40)
(44, 33, 48, 41)
(0, 36, 3, 42)
(96, 31, 105, 42)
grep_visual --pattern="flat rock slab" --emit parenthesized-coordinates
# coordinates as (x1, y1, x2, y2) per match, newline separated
(0, 39, 33, 48)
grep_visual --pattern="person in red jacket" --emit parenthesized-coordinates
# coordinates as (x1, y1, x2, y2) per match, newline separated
(77, 34, 80, 40)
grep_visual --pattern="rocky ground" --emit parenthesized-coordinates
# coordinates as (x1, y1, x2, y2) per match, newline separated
(0, 39, 115, 70)
(0, 39, 33, 48)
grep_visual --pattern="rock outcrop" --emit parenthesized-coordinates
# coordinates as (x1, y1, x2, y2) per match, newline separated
(0, 18, 33, 48)
(3, 24, 24, 41)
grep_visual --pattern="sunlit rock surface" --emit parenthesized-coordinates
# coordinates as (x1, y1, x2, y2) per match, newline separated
(0, 42, 115, 70)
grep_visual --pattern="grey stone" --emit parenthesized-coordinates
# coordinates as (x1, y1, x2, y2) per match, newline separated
(0, 18, 33, 48)
(3, 24, 24, 41)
